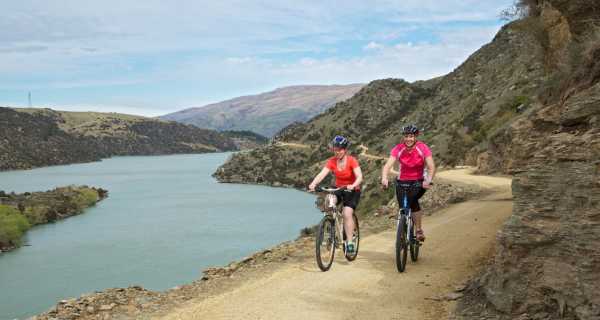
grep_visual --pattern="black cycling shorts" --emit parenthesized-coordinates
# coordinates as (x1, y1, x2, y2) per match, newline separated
(395, 180, 426, 212)
(334, 189, 361, 210)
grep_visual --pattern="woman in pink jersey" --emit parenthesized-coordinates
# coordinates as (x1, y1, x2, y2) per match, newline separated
(381, 125, 436, 241)
(309, 135, 363, 254)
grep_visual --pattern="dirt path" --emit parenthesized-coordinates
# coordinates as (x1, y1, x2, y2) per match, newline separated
(358, 144, 385, 160)
(156, 170, 512, 320)
(275, 142, 311, 149)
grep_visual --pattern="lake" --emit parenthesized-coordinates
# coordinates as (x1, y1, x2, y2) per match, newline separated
(0, 153, 320, 319)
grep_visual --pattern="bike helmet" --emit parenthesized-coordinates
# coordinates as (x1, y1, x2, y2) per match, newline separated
(330, 135, 349, 149)
(402, 124, 420, 135)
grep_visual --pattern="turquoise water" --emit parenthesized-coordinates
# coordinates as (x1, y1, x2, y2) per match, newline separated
(0, 153, 320, 320)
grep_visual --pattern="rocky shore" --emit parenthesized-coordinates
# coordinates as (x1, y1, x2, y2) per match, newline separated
(0, 186, 108, 253)
(31, 176, 483, 320)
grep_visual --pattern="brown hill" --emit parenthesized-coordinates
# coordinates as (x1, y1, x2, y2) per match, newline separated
(160, 84, 364, 137)
(0, 107, 237, 171)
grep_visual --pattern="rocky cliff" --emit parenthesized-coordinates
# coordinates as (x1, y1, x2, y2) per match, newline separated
(0, 108, 238, 171)
(161, 84, 364, 137)
(456, 1, 600, 319)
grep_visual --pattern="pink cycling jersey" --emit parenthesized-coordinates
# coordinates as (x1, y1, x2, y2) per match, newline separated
(390, 141, 432, 180)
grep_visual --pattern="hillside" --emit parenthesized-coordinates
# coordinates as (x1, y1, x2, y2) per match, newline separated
(215, 1, 600, 318)
(214, 16, 546, 214)
(0, 108, 237, 171)
(160, 84, 364, 137)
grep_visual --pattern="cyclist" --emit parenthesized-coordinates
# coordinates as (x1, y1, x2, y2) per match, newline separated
(309, 135, 363, 254)
(381, 124, 436, 241)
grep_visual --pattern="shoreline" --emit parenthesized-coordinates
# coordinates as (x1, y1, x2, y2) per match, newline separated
(31, 174, 487, 320)
(0, 186, 108, 254)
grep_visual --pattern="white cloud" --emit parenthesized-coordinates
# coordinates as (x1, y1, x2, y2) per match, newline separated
(364, 41, 384, 50)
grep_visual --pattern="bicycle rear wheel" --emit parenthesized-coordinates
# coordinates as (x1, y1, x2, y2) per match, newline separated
(316, 215, 336, 271)
(343, 213, 360, 261)
(395, 214, 408, 272)
(409, 219, 420, 262)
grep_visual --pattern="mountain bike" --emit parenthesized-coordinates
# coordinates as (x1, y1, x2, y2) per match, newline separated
(314, 186, 360, 271)
(395, 181, 422, 272)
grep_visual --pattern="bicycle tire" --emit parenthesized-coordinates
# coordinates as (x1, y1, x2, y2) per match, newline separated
(343, 213, 360, 261)
(396, 214, 408, 272)
(409, 219, 420, 262)
(316, 215, 336, 271)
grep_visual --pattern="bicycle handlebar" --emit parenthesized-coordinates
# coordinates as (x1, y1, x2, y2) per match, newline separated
(315, 186, 352, 193)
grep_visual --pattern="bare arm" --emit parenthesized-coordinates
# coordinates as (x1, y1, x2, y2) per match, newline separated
(423, 156, 436, 188)
(381, 155, 396, 188)
(348, 166, 363, 190)
(308, 167, 331, 191)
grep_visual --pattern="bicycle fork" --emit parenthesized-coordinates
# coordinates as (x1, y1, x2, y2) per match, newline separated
(335, 213, 344, 248)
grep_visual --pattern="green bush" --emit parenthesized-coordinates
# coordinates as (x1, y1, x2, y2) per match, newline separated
(73, 188, 99, 208)
(0, 205, 31, 246)
(23, 205, 51, 225)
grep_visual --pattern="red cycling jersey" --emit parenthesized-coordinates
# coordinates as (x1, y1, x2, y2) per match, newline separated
(390, 141, 432, 180)
(326, 155, 360, 190)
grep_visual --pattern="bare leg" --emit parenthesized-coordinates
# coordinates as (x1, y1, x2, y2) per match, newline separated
(413, 211, 425, 240)
(342, 206, 356, 241)
(413, 211, 423, 231)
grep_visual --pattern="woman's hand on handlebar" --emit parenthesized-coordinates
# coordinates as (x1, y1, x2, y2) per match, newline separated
(423, 180, 433, 189)
(381, 177, 389, 189)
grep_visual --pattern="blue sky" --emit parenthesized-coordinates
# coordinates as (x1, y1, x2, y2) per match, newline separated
(0, 0, 513, 116)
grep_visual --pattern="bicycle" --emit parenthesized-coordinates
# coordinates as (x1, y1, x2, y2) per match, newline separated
(314, 186, 360, 272)
(395, 181, 422, 272)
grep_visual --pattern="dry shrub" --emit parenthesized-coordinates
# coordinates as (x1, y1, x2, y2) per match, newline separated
(500, 0, 541, 20)
(554, 28, 600, 103)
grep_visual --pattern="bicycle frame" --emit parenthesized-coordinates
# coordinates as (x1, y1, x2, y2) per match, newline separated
(397, 183, 420, 247)
(324, 193, 345, 248)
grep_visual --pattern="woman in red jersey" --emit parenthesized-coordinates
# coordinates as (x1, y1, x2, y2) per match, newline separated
(381, 125, 436, 241)
(309, 135, 363, 254)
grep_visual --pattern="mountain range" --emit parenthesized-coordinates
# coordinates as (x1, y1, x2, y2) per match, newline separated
(160, 84, 364, 137)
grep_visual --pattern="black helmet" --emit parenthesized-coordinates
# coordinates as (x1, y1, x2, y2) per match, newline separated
(330, 135, 349, 149)
(402, 124, 420, 135)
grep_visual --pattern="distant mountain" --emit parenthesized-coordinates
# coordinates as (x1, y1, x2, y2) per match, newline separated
(160, 84, 364, 137)
(0, 107, 238, 171)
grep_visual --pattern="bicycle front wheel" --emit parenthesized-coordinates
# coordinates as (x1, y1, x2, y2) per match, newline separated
(344, 213, 360, 261)
(395, 215, 408, 272)
(316, 215, 336, 271)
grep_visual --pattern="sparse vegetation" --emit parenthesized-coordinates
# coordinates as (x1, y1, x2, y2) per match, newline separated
(0, 205, 30, 248)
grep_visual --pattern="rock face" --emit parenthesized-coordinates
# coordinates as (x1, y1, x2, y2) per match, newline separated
(0, 108, 237, 171)
(161, 84, 365, 137)
(455, 1, 600, 319)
